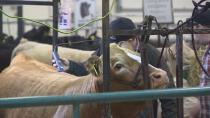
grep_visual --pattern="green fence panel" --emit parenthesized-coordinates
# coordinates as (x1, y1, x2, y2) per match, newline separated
(0, 87, 210, 109)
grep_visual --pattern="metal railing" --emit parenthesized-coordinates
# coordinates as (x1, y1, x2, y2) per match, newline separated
(0, 87, 210, 118)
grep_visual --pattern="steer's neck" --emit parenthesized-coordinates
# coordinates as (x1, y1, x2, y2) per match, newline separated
(92, 76, 147, 118)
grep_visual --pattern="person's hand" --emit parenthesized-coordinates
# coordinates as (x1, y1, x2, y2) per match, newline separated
(52, 56, 70, 72)
(52, 52, 65, 72)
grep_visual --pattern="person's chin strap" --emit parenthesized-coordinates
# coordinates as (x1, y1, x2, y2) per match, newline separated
(134, 37, 140, 52)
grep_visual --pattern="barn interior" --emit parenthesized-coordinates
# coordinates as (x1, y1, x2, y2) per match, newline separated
(0, 0, 210, 118)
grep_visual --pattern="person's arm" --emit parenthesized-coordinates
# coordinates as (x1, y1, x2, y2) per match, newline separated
(65, 60, 89, 76)
(52, 57, 89, 76)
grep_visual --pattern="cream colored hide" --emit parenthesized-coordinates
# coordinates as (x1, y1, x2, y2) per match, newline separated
(160, 42, 200, 85)
(161, 41, 198, 83)
(159, 41, 200, 118)
(11, 38, 94, 65)
(0, 43, 169, 118)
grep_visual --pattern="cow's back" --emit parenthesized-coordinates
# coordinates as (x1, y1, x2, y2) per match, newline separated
(11, 40, 94, 65)
(0, 54, 83, 118)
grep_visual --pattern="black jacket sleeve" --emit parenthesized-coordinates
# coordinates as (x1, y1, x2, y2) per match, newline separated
(146, 44, 177, 118)
(65, 60, 89, 76)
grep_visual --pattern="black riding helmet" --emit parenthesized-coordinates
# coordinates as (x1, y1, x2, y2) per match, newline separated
(109, 17, 136, 43)
(93, 17, 136, 56)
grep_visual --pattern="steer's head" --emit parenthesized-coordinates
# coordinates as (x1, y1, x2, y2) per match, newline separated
(86, 43, 169, 90)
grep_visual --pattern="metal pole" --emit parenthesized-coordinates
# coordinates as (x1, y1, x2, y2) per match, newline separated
(0, 1, 53, 6)
(102, 0, 111, 118)
(109, 28, 210, 36)
(73, 104, 80, 118)
(115, 0, 122, 13)
(52, 0, 59, 52)
(140, 41, 154, 118)
(0, 6, 2, 34)
(157, 35, 161, 47)
(140, 40, 155, 118)
(176, 28, 184, 118)
(139, 16, 154, 118)
(17, 6, 24, 38)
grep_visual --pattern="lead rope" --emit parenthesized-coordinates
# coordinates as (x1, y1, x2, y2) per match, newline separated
(157, 35, 169, 67)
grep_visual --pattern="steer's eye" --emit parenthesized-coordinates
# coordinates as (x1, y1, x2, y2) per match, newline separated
(114, 63, 124, 71)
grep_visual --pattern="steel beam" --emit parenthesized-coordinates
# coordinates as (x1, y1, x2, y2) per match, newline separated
(0, 87, 210, 109)
(0, 0, 53, 6)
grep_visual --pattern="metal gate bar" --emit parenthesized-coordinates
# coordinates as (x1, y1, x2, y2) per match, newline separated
(102, 0, 111, 118)
(0, 87, 210, 118)
(73, 103, 80, 118)
(17, 6, 24, 38)
(0, 6, 2, 34)
(176, 27, 184, 118)
(52, 0, 58, 52)
(0, 0, 53, 6)
(109, 28, 210, 36)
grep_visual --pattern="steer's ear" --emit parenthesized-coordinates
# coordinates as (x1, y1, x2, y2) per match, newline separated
(84, 55, 101, 76)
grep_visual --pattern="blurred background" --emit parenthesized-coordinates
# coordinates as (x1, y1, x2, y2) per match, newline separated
(1, 0, 196, 44)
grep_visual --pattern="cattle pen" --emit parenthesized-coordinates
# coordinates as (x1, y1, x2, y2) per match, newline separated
(1, 0, 210, 118)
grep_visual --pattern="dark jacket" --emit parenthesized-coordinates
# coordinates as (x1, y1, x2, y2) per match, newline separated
(65, 61, 89, 76)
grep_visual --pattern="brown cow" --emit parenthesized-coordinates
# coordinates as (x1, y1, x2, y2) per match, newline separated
(0, 43, 169, 118)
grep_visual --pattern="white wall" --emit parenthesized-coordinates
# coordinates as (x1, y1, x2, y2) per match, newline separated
(2, 5, 52, 38)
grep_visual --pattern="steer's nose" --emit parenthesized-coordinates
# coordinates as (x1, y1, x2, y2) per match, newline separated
(149, 67, 169, 88)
